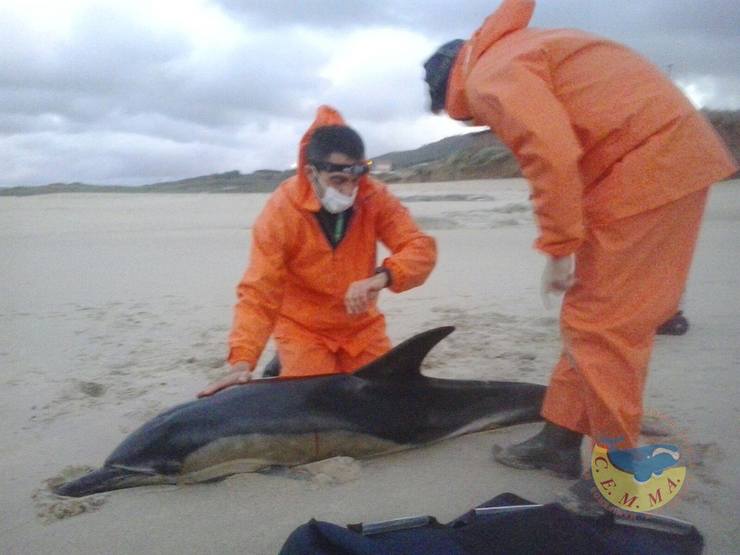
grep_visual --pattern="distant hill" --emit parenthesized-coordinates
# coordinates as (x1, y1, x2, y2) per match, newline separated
(374, 109, 739, 184)
(2, 110, 737, 196)
(372, 132, 499, 169)
(0, 169, 296, 197)
(373, 130, 520, 183)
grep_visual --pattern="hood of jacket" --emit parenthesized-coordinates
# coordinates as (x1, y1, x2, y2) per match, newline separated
(289, 105, 373, 212)
(446, 0, 535, 120)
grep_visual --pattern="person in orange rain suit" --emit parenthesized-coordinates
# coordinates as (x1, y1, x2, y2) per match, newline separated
(198, 106, 437, 397)
(424, 0, 737, 481)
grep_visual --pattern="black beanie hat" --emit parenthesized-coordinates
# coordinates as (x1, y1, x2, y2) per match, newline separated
(423, 39, 465, 113)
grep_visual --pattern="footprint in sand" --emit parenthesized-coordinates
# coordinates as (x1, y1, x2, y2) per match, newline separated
(78, 381, 107, 398)
(686, 442, 725, 483)
(276, 457, 363, 489)
(420, 306, 559, 381)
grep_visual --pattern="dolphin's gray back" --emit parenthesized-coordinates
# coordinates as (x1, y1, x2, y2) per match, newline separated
(105, 376, 365, 473)
(309, 375, 545, 445)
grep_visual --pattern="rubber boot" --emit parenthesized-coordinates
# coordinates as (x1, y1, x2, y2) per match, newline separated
(493, 421, 583, 479)
(656, 311, 689, 336)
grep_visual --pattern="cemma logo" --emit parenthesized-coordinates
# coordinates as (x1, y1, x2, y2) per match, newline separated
(591, 443, 686, 512)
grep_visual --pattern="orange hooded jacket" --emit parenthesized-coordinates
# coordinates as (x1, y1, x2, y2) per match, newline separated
(446, 0, 737, 257)
(227, 106, 437, 368)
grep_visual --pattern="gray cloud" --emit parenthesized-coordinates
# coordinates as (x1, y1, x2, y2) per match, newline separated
(532, 1, 740, 85)
(0, 0, 737, 187)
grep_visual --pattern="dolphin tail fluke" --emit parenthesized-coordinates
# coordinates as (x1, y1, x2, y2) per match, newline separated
(354, 326, 455, 380)
(53, 466, 153, 497)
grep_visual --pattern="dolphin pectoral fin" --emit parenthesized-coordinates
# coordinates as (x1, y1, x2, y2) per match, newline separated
(353, 327, 455, 380)
(52, 467, 168, 497)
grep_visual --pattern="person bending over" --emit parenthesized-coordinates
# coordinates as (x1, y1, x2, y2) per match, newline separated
(423, 0, 736, 484)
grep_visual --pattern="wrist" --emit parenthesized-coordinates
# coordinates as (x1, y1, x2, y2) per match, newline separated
(231, 361, 253, 373)
(373, 266, 391, 288)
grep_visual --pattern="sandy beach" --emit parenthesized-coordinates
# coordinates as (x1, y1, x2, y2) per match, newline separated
(1, 178, 738, 554)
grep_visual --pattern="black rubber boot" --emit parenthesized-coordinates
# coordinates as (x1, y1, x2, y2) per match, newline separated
(656, 311, 689, 335)
(493, 421, 583, 479)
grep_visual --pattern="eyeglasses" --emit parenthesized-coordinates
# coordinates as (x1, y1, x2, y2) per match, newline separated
(310, 160, 371, 177)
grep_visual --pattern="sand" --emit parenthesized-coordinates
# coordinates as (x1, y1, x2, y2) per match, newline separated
(1, 178, 738, 554)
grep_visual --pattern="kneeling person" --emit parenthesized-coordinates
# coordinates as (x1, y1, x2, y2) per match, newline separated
(199, 106, 437, 396)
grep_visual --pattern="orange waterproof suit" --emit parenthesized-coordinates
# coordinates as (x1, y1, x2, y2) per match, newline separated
(228, 106, 437, 376)
(446, 0, 737, 447)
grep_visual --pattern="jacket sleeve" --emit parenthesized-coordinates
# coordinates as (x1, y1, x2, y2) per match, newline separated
(467, 52, 585, 257)
(375, 187, 437, 293)
(227, 199, 290, 366)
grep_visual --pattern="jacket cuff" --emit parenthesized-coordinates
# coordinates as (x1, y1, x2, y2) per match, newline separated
(227, 346, 258, 367)
(534, 237, 582, 258)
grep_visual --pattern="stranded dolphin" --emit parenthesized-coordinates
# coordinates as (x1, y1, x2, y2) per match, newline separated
(54, 327, 546, 497)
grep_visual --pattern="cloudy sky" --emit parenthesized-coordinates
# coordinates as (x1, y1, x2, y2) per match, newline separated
(1, 0, 738, 187)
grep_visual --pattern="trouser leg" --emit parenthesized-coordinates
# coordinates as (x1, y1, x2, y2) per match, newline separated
(336, 334, 392, 373)
(276, 334, 337, 377)
(542, 189, 709, 448)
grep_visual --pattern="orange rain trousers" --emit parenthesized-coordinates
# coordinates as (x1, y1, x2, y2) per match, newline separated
(274, 319, 392, 377)
(542, 188, 709, 448)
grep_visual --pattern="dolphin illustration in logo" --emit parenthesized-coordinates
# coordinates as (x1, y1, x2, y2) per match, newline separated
(54, 327, 547, 497)
(607, 444, 681, 483)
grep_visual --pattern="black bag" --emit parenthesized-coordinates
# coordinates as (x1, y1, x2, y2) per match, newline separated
(278, 493, 703, 555)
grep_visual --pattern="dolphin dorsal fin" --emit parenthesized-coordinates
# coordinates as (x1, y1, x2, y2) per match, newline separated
(353, 326, 454, 380)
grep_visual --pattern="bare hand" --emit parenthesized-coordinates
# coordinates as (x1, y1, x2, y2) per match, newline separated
(197, 361, 253, 398)
(344, 273, 388, 315)
(541, 255, 575, 309)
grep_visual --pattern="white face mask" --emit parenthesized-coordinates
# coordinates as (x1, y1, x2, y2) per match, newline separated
(321, 185, 357, 213)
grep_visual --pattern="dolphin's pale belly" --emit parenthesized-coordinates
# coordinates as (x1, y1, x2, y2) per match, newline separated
(177, 431, 405, 482)
(180, 417, 506, 483)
